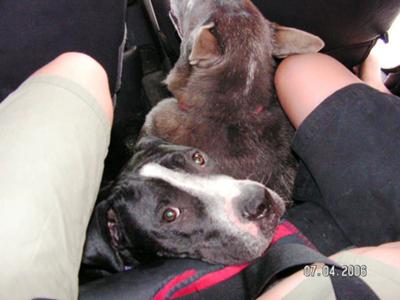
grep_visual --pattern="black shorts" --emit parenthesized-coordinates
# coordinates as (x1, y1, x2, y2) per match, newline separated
(287, 83, 400, 252)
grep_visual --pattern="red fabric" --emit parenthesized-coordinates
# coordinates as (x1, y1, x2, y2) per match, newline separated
(170, 264, 249, 299)
(271, 221, 299, 245)
(154, 269, 197, 300)
(154, 221, 301, 300)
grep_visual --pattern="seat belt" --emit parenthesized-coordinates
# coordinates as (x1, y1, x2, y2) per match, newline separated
(253, 243, 340, 296)
(254, 243, 379, 300)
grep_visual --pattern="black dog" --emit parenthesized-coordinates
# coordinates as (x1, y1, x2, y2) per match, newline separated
(81, 137, 285, 279)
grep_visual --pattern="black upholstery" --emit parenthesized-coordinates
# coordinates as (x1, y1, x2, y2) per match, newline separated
(253, 0, 400, 66)
(142, 0, 180, 63)
(0, 0, 127, 101)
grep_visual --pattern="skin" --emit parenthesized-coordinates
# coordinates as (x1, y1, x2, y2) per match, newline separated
(274, 53, 361, 129)
(259, 242, 400, 299)
(259, 51, 399, 299)
(32, 52, 113, 124)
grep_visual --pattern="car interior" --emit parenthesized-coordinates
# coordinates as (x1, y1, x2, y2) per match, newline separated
(0, 0, 399, 299)
(78, 0, 400, 299)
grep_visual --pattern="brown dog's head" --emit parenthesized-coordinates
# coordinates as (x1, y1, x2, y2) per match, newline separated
(167, 0, 324, 111)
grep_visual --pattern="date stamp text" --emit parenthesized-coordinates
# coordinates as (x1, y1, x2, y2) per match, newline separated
(303, 264, 367, 278)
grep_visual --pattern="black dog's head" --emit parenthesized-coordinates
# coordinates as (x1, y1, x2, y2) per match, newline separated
(82, 136, 285, 275)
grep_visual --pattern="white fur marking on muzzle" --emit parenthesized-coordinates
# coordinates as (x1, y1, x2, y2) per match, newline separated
(139, 163, 274, 239)
(139, 163, 241, 200)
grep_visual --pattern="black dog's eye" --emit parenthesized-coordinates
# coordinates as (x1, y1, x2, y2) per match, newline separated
(192, 152, 205, 166)
(162, 207, 180, 222)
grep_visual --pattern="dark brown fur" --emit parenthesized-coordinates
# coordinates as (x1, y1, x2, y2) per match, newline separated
(143, 0, 324, 201)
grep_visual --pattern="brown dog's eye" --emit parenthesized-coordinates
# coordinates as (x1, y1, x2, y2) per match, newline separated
(192, 152, 205, 166)
(162, 208, 180, 222)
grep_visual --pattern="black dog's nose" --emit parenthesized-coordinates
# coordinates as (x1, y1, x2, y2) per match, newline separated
(242, 189, 272, 221)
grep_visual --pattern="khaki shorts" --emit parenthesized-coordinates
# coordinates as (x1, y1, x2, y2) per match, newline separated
(0, 75, 111, 300)
(284, 251, 400, 300)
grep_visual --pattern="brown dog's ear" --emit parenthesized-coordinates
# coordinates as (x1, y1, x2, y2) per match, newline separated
(169, 0, 185, 38)
(272, 24, 325, 58)
(189, 22, 221, 68)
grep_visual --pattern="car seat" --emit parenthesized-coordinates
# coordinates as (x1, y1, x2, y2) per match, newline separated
(0, 0, 127, 102)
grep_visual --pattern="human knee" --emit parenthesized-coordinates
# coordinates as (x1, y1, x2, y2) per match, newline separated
(275, 53, 361, 128)
(33, 52, 114, 123)
(335, 242, 400, 268)
(275, 53, 349, 95)
(274, 53, 316, 92)
(34, 52, 106, 79)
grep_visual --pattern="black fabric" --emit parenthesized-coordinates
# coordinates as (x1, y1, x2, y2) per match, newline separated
(79, 259, 222, 300)
(385, 68, 400, 96)
(181, 244, 340, 300)
(79, 239, 338, 300)
(145, 0, 400, 68)
(330, 272, 380, 300)
(252, 0, 400, 66)
(292, 83, 400, 246)
(0, 0, 127, 101)
(286, 161, 353, 256)
(285, 202, 352, 256)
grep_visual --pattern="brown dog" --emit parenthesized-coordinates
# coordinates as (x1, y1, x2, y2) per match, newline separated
(142, 0, 324, 202)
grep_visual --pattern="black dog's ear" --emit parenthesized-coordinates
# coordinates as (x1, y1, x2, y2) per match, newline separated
(189, 22, 221, 68)
(80, 200, 124, 282)
(272, 24, 325, 58)
(134, 135, 166, 152)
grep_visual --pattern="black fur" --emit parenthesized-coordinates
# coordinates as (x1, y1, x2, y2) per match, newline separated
(81, 137, 284, 281)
